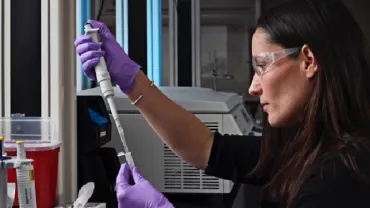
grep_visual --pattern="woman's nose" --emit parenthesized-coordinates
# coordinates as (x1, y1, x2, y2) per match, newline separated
(248, 74, 262, 96)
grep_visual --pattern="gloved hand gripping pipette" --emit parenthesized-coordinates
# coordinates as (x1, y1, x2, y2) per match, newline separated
(84, 23, 135, 168)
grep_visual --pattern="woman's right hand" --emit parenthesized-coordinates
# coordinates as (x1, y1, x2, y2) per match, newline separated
(74, 20, 141, 94)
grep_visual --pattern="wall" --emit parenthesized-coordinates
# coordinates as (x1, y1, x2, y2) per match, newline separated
(96, 0, 257, 91)
(161, 0, 256, 92)
(199, 26, 251, 94)
(161, 25, 252, 94)
(10, 0, 42, 116)
(98, 0, 370, 92)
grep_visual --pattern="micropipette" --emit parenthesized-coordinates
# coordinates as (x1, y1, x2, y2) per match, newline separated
(84, 23, 135, 168)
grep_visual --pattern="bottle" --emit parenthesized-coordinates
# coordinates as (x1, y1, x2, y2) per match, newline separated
(16, 141, 37, 208)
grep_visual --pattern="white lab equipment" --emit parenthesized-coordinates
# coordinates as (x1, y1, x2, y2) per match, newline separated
(7, 183, 16, 208)
(73, 182, 95, 208)
(16, 141, 37, 208)
(54, 182, 106, 208)
(84, 24, 135, 168)
(0, 138, 36, 208)
(77, 86, 254, 194)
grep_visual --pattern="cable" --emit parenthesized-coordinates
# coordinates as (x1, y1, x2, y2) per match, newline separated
(96, 0, 105, 21)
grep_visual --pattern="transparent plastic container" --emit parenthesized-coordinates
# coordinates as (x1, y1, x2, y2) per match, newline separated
(1, 117, 59, 151)
(1, 117, 61, 208)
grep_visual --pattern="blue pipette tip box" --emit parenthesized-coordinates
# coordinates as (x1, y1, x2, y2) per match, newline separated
(88, 108, 109, 128)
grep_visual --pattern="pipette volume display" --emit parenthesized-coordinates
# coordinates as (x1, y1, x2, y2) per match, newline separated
(84, 23, 135, 168)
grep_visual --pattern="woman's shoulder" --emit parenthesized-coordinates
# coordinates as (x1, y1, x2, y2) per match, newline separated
(312, 141, 370, 181)
(292, 142, 370, 207)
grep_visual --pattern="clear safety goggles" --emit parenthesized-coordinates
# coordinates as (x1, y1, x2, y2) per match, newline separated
(252, 47, 301, 76)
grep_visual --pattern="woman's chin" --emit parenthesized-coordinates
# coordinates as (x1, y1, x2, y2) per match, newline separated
(267, 114, 294, 128)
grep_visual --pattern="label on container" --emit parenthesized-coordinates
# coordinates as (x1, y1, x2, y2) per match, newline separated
(17, 166, 37, 207)
(21, 185, 35, 205)
(17, 179, 37, 207)
(29, 170, 34, 181)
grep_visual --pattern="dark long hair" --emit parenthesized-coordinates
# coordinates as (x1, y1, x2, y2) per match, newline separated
(249, 0, 370, 206)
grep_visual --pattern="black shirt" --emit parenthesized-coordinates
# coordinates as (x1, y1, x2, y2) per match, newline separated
(204, 132, 370, 208)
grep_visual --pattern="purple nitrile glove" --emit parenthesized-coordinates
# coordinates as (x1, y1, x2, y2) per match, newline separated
(116, 163, 174, 208)
(74, 20, 141, 94)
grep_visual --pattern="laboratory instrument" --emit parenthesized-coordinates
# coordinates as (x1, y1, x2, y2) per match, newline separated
(77, 86, 254, 194)
(84, 23, 135, 168)
(16, 141, 37, 208)
(0, 138, 36, 208)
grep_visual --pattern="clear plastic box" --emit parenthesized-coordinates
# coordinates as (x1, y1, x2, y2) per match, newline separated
(0, 117, 60, 151)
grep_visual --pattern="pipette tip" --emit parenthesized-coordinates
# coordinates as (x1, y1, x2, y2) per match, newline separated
(125, 152, 135, 168)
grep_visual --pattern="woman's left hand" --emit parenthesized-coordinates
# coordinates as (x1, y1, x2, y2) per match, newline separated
(116, 163, 174, 208)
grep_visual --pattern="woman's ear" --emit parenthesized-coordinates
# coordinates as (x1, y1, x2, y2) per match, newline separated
(301, 44, 318, 79)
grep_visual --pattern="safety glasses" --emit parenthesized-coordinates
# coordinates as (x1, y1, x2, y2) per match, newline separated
(252, 47, 301, 76)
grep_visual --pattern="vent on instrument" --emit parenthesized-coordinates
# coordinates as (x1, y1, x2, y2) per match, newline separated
(163, 121, 220, 192)
(203, 121, 219, 132)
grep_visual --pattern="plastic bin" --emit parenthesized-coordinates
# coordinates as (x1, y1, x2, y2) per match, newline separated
(1, 117, 61, 208)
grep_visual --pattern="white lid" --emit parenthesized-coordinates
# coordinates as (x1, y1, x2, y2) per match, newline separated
(4, 140, 61, 152)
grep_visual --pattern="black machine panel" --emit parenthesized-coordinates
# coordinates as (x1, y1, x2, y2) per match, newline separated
(77, 95, 120, 208)
(77, 96, 112, 152)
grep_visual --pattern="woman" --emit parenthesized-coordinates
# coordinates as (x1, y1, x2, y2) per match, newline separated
(74, 0, 370, 207)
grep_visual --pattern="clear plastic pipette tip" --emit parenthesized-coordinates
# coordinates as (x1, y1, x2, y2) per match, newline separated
(117, 128, 130, 154)
(107, 97, 135, 168)
(117, 130, 135, 167)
